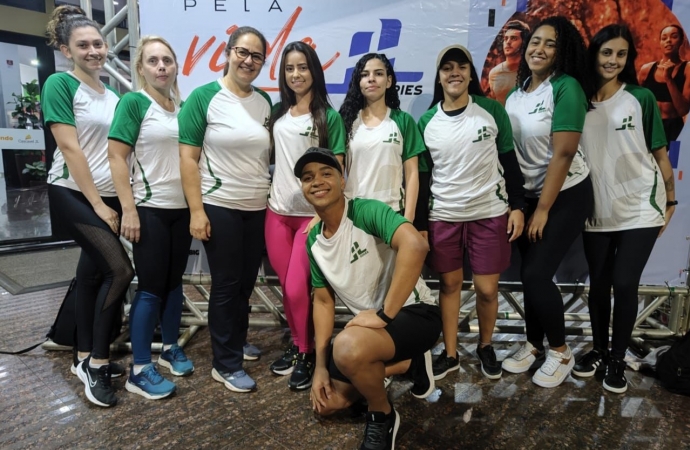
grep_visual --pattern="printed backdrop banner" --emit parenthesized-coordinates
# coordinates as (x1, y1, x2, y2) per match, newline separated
(141, 0, 689, 287)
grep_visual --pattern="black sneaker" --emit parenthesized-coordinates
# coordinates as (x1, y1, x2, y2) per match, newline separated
(432, 349, 460, 380)
(573, 349, 607, 378)
(603, 357, 628, 394)
(406, 351, 434, 398)
(270, 344, 299, 376)
(476, 345, 502, 380)
(76, 357, 117, 407)
(288, 352, 315, 391)
(360, 405, 400, 450)
(71, 347, 125, 378)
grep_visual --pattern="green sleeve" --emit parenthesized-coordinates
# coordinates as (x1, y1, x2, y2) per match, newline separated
(41, 73, 80, 127)
(306, 224, 329, 288)
(390, 110, 426, 161)
(254, 87, 273, 109)
(349, 198, 408, 245)
(326, 108, 346, 155)
(551, 74, 587, 133)
(108, 92, 151, 146)
(474, 95, 515, 154)
(178, 82, 219, 147)
(416, 105, 437, 173)
(629, 85, 668, 151)
(271, 101, 282, 116)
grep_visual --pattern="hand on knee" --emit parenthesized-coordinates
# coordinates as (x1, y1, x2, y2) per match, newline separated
(332, 334, 365, 377)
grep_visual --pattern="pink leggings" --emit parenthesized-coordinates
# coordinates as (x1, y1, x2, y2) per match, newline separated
(265, 208, 313, 353)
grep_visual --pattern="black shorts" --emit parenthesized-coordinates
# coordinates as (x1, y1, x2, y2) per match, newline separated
(328, 303, 442, 384)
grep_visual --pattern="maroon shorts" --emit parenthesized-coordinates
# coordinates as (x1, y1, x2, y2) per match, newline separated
(427, 214, 511, 275)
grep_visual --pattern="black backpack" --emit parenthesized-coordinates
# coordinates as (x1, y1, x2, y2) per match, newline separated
(47, 278, 124, 346)
(656, 330, 690, 396)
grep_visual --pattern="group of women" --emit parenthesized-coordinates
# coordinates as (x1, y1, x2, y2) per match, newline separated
(42, 4, 676, 409)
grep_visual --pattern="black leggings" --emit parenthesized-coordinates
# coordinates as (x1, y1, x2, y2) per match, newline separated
(132, 207, 191, 299)
(49, 185, 135, 359)
(517, 177, 593, 349)
(203, 204, 266, 373)
(583, 227, 660, 359)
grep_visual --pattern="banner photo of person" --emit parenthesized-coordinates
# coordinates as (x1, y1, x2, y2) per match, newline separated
(141, 0, 688, 287)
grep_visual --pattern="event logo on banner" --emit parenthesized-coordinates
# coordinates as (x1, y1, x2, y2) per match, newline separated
(140, 0, 472, 114)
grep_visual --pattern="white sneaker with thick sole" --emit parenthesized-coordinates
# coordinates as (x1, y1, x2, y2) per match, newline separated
(502, 342, 545, 374)
(532, 346, 574, 388)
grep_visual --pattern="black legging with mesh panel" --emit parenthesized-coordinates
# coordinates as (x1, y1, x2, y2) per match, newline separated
(49, 185, 134, 359)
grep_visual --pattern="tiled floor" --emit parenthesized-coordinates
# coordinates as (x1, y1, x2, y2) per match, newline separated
(1, 285, 689, 449)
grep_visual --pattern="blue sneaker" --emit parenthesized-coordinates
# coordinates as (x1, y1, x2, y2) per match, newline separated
(159, 344, 194, 376)
(211, 368, 256, 393)
(243, 343, 261, 361)
(125, 364, 176, 400)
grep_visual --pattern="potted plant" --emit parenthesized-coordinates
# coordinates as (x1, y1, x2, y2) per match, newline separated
(22, 160, 47, 187)
(7, 79, 40, 129)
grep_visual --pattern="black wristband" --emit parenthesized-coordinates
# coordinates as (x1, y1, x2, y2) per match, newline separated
(667, 200, 678, 207)
(376, 309, 393, 324)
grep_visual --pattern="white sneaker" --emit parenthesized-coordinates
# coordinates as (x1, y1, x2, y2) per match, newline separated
(532, 346, 574, 388)
(502, 342, 545, 374)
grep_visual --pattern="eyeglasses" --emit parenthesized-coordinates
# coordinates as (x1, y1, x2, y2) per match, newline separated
(230, 46, 265, 65)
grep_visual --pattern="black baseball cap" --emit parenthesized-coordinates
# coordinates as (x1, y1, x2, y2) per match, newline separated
(293, 147, 342, 178)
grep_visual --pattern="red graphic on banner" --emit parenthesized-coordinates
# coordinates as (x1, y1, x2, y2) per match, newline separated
(182, 7, 340, 92)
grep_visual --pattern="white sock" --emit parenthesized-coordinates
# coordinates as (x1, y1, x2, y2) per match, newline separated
(89, 360, 107, 369)
(163, 344, 173, 351)
(133, 364, 147, 375)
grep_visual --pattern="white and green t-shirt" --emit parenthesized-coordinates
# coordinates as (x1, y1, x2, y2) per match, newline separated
(108, 90, 186, 209)
(418, 95, 512, 222)
(344, 108, 426, 211)
(269, 106, 346, 216)
(505, 73, 589, 197)
(307, 198, 435, 315)
(178, 79, 272, 211)
(582, 84, 667, 232)
(43, 72, 120, 196)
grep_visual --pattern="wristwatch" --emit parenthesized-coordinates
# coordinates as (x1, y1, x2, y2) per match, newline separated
(376, 309, 393, 324)
(667, 200, 678, 207)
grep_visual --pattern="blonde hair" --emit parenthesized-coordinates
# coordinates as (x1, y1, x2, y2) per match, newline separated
(46, 5, 103, 49)
(133, 35, 182, 104)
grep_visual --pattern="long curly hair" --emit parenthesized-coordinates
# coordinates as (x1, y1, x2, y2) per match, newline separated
(588, 24, 639, 88)
(46, 5, 103, 49)
(338, 53, 401, 145)
(429, 48, 484, 109)
(269, 41, 332, 150)
(517, 16, 595, 104)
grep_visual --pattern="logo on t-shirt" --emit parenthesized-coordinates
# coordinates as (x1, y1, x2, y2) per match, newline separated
(299, 126, 319, 139)
(528, 100, 546, 114)
(350, 241, 369, 263)
(471, 126, 491, 143)
(382, 132, 401, 145)
(615, 116, 635, 131)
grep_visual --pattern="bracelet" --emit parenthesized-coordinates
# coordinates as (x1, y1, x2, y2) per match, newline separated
(376, 309, 393, 324)
(666, 200, 678, 207)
